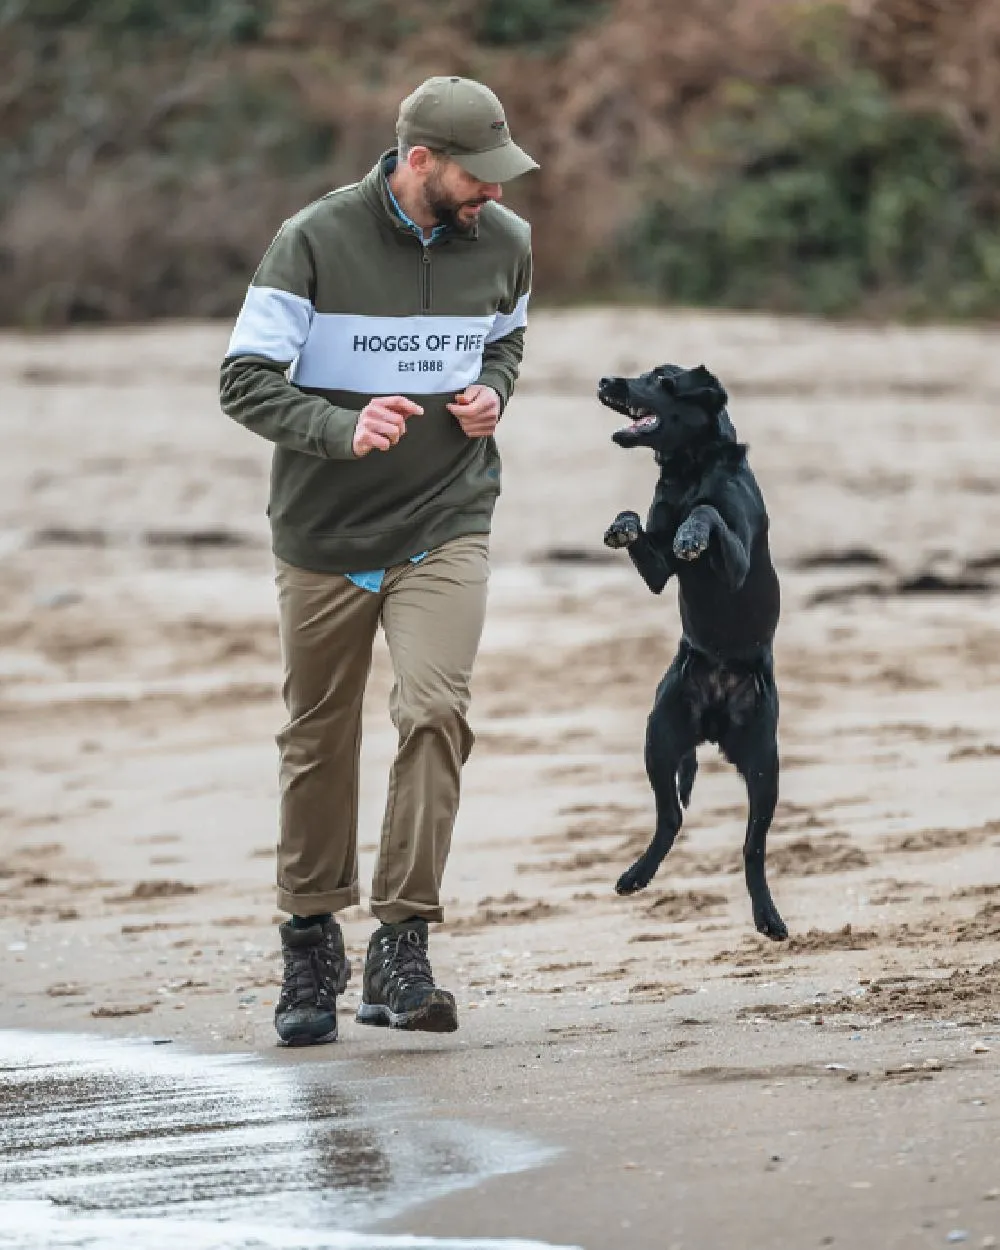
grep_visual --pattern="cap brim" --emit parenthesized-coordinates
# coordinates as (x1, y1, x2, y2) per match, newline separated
(452, 141, 539, 183)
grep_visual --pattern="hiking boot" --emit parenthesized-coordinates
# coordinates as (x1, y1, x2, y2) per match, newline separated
(356, 918, 458, 1032)
(274, 918, 351, 1046)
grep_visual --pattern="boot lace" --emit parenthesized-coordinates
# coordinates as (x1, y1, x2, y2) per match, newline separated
(382, 929, 434, 994)
(280, 938, 340, 1010)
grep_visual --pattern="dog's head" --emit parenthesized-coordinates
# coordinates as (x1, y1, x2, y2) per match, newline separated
(598, 363, 735, 456)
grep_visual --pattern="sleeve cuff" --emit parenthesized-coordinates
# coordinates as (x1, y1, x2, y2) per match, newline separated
(321, 406, 361, 460)
(474, 372, 512, 413)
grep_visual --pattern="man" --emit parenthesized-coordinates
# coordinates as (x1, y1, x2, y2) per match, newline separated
(220, 77, 537, 1045)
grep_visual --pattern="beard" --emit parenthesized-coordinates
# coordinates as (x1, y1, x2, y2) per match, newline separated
(423, 167, 489, 237)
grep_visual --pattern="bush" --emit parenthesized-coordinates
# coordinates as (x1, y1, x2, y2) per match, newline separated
(619, 68, 1000, 318)
(1, 0, 268, 41)
(474, 0, 608, 48)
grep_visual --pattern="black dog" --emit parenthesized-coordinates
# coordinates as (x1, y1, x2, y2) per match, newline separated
(599, 363, 787, 940)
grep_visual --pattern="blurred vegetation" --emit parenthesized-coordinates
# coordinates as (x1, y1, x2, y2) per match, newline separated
(3, 0, 268, 39)
(1, 0, 1000, 324)
(621, 69, 1000, 318)
(473, 0, 609, 48)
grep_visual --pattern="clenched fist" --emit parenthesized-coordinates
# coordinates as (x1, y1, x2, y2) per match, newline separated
(446, 384, 501, 438)
(352, 396, 424, 457)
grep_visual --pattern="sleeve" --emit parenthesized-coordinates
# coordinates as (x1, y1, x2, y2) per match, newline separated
(219, 221, 359, 460)
(475, 239, 532, 413)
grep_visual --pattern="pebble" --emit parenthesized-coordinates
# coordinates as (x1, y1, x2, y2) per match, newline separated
(972, 1043, 990, 1054)
(946, 1233, 969, 1244)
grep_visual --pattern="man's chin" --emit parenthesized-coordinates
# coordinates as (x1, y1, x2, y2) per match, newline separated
(449, 209, 480, 237)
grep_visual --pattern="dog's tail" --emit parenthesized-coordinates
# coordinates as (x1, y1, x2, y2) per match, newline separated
(676, 750, 698, 808)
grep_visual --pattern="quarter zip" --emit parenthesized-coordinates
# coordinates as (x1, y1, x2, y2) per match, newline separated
(420, 244, 432, 313)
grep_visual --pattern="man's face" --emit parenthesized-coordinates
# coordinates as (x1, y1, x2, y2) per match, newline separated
(422, 155, 502, 234)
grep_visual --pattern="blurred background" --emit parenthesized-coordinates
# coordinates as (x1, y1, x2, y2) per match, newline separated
(3, 0, 1000, 326)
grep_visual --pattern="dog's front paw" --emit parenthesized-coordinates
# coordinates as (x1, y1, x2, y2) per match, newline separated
(604, 510, 641, 549)
(673, 517, 711, 561)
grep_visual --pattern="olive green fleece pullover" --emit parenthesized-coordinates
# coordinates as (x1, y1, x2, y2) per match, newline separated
(219, 152, 532, 574)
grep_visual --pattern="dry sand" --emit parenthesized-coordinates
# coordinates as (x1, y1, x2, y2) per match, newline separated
(1, 310, 999, 1248)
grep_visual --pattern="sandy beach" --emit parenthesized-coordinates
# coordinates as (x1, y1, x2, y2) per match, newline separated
(1, 309, 999, 1248)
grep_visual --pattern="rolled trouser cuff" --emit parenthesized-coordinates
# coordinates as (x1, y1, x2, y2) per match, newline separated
(276, 882, 360, 917)
(370, 897, 444, 925)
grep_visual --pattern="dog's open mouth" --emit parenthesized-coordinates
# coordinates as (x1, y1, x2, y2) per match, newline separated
(599, 392, 661, 435)
(622, 411, 659, 432)
(613, 408, 660, 437)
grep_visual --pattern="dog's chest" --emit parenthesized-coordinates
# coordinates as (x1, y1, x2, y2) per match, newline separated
(647, 491, 694, 540)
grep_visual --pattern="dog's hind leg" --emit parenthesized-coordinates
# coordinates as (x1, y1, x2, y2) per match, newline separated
(742, 744, 786, 940)
(677, 750, 698, 807)
(616, 666, 698, 896)
(720, 684, 787, 940)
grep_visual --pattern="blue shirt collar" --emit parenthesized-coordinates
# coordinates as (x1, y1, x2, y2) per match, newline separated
(384, 155, 449, 244)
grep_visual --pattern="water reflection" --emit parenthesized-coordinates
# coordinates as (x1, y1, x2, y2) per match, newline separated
(0, 1032, 566, 1250)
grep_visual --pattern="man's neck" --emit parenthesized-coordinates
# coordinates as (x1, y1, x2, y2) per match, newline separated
(386, 164, 437, 241)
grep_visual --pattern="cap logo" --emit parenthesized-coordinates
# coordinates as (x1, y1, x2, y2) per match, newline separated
(491, 119, 506, 130)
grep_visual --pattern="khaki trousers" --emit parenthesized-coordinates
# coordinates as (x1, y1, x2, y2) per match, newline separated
(274, 533, 489, 924)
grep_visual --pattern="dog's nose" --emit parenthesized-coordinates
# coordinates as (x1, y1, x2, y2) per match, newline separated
(598, 376, 616, 391)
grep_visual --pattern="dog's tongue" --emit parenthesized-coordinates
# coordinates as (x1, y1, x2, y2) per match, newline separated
(627, 415, 658, 431)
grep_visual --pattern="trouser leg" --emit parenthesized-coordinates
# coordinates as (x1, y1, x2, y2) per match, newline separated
(274, 557, 380, 917)
(371, 535, 490, 923)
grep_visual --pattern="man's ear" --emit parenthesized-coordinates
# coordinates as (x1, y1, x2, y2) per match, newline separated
(406, 145, 438, 175)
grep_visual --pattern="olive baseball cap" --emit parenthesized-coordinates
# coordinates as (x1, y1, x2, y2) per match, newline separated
(397, 76, 539, 183)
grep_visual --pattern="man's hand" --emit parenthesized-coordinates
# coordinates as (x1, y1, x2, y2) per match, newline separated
(352, 396, 424, 457)
(446, 384, 501, 438)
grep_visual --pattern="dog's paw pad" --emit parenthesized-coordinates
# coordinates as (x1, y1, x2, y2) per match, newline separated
(604, 518, 639, 549)
(673, 528, 709, 560)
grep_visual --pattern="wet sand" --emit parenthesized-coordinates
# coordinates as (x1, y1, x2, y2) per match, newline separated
(0, 1030, 559, 1249)
(1, 311, 999, 1247)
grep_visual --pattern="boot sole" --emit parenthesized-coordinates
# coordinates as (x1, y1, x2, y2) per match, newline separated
(355, 996, 458, 1033)
(276, 1026, 338, 1047)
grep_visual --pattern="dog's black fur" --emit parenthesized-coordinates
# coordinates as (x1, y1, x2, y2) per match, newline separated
(600, 363, 787, 940)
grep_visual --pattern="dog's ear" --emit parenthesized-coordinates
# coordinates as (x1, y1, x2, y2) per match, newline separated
(663, 364, 728, 417)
